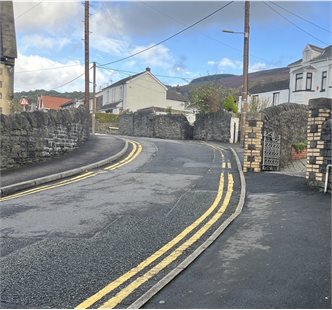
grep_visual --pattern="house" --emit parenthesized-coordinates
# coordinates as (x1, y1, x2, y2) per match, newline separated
(249, 79, 290, 108)
(246, 44, 331, 109)
(0, 1, 17, 115)
(288, 44, 332, 104)
(61, 98, 84, 110)
(37, 95, 72, 111)
(98, 68, 188, 114)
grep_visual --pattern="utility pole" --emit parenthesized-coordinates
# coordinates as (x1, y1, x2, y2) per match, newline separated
(92, 62, 96, 135)
(84, 0, 89, 108)
(241, 0, 250, 145)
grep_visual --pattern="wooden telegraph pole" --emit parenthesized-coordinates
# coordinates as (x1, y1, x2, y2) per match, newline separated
(241, 0, 250, 145)
(92, 62, 96, 134)
(84, 0, 90, 108)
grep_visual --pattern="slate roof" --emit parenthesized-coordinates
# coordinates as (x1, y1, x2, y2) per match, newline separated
(166, 90, 187, 102)
(249, 79, 289, 94)
(0, 1, 17, 62)
(288, 44, 332, 67)
(40, 96, 72, 110)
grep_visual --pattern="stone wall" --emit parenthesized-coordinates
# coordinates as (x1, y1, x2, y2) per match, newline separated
(119, 112, 192, 140)
(1, 107, 90, 170)
(193, 110, 233, 142)
(306, 98, 332, 190)
(262, 103, 308, 168)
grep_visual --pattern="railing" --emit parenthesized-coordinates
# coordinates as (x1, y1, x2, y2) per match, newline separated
(324, 164, 332, 193)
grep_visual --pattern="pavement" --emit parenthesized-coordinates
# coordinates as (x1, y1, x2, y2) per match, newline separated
(0, 135, 330, 308)
(0, 134, 128, 196)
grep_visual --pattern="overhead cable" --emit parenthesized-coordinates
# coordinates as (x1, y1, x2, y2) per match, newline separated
(270, 1, 332, 34)
(264, 2, 329, 46)
(98, 1, 234, 67)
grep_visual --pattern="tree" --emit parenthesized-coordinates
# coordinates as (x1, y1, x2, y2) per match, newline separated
(249, 97, 270, 112)
(223, 95, 238, 113)
(188, 83, 235, 113)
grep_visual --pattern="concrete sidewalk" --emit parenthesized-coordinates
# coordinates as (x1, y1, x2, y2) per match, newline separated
(144, 172, 331, 309)
(0, 134, 127, 195)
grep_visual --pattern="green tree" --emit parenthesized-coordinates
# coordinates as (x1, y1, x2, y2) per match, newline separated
(188, 83, 236, 113)
(223, 95, 238, 113)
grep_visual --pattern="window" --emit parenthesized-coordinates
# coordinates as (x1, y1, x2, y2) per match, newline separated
(306, 73, 312, 90)
(295, 73, 303, 91)
(0, 92, 2, 99)
(321, 71, 327, 91)
(0, 68, 2, 75)
(252, 95, 259, 104)
(272, 92, 280, 106)
(0, 81, 2, 88)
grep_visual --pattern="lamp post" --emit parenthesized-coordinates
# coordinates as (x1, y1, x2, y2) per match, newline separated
(222, 0, 250, 146)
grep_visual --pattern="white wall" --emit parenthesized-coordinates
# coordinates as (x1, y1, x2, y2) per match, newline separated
(250, 89, 289, 107)
(230, 116, 240, 143)
(289, 59, 331, 104)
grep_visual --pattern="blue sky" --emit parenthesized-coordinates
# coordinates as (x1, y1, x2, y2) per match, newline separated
(13, 1, 332, 92)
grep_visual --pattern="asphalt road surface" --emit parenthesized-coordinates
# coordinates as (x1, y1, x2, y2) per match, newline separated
(0, 138, 241, 309)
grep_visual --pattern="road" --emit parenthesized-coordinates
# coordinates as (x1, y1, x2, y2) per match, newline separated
(0, 138, 242, 309)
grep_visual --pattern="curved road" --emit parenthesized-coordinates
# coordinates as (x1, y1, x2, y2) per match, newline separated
(0, 138, 241, 309)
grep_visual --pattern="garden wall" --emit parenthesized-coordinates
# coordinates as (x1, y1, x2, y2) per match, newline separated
(1, 107, 90, 170)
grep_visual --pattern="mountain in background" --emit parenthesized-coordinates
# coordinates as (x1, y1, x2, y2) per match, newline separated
(14, 67, 290, 102)
(13, 89, 85, 104)
(170, 67, 290, 96)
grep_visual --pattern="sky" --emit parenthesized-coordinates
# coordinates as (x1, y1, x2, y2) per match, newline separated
(12, 0, 332, 93)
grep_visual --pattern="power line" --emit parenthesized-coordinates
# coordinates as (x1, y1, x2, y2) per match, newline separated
(264, 2, 329, 46)
(51, 68, 91, 90)
(270, 1, 332, 34)
(15, 64, 82, 74)
(98, 1, 234, 67)
(16, 2, 42, 19)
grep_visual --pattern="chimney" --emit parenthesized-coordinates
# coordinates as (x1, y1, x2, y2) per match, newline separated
(146, 67, 151, 72)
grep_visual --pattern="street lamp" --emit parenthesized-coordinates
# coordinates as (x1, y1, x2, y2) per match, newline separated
(222, 0, 250, 146)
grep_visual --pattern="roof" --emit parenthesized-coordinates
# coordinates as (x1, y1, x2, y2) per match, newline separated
(288, 44, 332, 67)
(108, 72, 143, 88)
(0, 1, 17, 61)
(166, 90, 187, 102)
(249, 79, 289, 94)
(40, 96, 72, 110)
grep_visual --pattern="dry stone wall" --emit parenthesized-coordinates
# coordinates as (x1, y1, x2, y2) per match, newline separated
(193, 110, 232, 142)
(119, 113, 193, 140)
(1, 107, 90, 170)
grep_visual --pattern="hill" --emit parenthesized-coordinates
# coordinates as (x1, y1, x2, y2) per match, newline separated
(14, 90, 86, 104)
(171, 67, 290, 96)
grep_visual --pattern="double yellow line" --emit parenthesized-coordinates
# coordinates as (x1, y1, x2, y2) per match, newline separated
(0, 141, 142, 202)
(76, 147, 234, 309)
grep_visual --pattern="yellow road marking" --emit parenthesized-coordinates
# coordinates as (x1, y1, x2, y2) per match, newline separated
(228, 162, 232, 169)
(100, 174, 234, 309)
(1, 141, 142, 202)
(222, 162, 226, 169)
(76, 149, 225, 309)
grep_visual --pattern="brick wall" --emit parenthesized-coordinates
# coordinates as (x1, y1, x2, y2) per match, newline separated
(243, 112, 264, 172)
(306, 98, 332, 190)
(0, 107, 90, 170)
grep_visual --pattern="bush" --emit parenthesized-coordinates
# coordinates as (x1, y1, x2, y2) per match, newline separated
(223, 95, 238, 113)
(95, 113, 119, 126)
(292, 141, 307, 153)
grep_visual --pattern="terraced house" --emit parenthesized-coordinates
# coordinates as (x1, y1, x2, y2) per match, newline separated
(0, 1, 17, 115)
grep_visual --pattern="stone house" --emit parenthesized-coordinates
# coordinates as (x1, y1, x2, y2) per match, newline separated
(98, 68, 188, 114)
(0, 1, 17, 115)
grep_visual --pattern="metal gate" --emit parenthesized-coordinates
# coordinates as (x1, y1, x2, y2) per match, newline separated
(262, 131, 280, 171)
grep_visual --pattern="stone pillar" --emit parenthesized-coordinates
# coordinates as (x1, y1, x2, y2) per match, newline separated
(306, 98, 332, 189)
(243, 112, 264, 172)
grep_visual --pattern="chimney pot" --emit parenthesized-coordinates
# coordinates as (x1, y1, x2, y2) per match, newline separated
(146, 67, 151, 72)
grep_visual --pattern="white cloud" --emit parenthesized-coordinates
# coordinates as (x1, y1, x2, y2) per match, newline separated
(14, 53, 114, 92)
(20, 34, 70, 52)
(249, 62, 270, 73)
